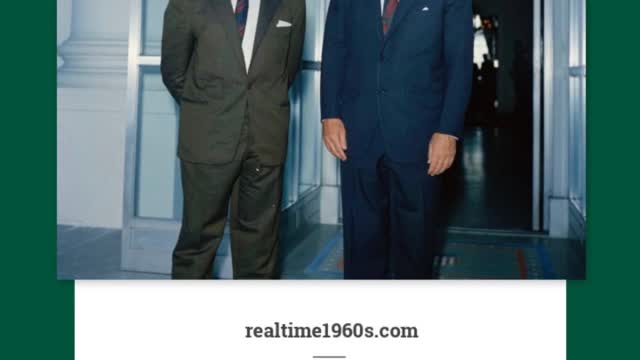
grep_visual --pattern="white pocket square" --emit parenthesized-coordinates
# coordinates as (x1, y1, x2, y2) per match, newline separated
(276, 20, 292, 28)
(422, 6, 430, 11)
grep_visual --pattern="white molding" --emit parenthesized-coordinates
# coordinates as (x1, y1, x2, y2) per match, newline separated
(57, 0, 72, 69)
(57, 0, 131, 88)
(549, 196, 586, 240)
(322, 147, 340, 187)
(532, 0, 542, 230)
(57, 0, 131, 227)
(57, 37, 129, 89)
(549, 197, 570, 238)
(543, 0, 573, 236)
(319, 185, 341, 225)
(569, 198, 586, 241)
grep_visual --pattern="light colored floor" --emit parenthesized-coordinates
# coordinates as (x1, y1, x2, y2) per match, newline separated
(58, 225, 585, 280)
(57, 226, 169, 280)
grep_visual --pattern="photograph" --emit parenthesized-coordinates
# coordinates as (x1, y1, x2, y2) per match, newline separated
(57, 0, 586, 280)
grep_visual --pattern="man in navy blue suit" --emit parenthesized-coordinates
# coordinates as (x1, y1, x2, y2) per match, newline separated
(321, 0, 473, 279)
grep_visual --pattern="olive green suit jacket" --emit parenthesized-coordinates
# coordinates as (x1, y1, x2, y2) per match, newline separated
(161, 0, 305, 165)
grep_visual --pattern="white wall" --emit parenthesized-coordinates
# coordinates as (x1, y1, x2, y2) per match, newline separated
(57, 0, 131, 228)
(544, 0, 587, 238)
(299, 0, 342, 225)
(567, 0, 587, 220)
(57, 0, 71, 68)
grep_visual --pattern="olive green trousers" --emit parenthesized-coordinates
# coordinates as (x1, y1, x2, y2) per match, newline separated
(172, 135, 283, 280)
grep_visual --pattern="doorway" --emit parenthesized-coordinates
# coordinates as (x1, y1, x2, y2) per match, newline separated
(440, 0, 536, 231)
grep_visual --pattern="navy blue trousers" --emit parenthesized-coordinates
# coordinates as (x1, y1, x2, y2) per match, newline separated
(340, 130, 441, 279)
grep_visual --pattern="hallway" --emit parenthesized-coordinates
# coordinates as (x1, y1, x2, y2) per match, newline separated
(442, 125, 533, 230)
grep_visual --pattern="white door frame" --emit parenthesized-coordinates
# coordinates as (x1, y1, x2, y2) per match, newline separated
(532, 0, 544, 231)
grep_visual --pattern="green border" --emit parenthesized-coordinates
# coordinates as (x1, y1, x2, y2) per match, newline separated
(3, 0, 635, 359)
(568, 0, 639, 359)
(5, 2, 73, 359)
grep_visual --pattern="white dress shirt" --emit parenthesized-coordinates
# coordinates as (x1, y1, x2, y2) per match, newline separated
(381, 0, 399, 14)
(231, 0, 262, 72)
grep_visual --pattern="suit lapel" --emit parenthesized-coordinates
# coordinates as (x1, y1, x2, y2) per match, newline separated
(385, 0, 420, 41)
(251, 0, 283, 62)
(211, 0, 247, 73)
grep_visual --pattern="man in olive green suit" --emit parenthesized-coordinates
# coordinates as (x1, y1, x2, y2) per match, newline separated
(161, 0, 305, 279)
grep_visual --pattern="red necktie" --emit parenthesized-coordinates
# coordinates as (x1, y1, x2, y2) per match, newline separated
(382, 0, 399, 35)
(235, 0, 249, 41)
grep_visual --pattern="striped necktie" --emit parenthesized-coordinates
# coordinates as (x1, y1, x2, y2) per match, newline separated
(235, 0, 249, 41)
(382, 0, 399, 35)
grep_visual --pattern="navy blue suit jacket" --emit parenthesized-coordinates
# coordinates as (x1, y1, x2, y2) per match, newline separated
(321, 0, 473, 164)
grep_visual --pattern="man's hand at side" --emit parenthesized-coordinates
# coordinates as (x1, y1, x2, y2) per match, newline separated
(322, 118, 348, 161)
(428, 133, 457, 176)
